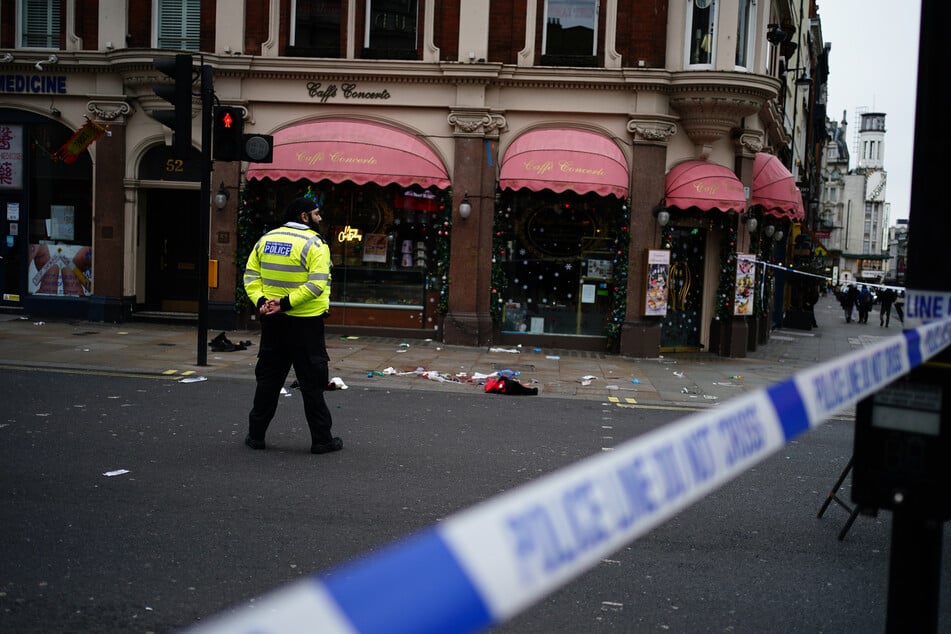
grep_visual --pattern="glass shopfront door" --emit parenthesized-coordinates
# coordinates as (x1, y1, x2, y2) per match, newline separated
(660, 226, 706, 350)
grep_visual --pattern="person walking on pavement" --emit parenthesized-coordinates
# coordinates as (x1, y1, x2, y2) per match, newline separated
(879, 287, 896, 327)
(242, 196, 343, 454)
(856, 286, 872, 324)
(894, 290, 905, 325)
(842, 284, 859, 323)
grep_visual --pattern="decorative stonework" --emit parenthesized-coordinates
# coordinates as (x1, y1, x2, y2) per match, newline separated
(734, 130, 764, 155)
(626, 119, 678, 145)
(668, 72, 778, 148)
(448, 111, 507, 137)
(669, 95, 763, 145)
(87, 100, 132, 124)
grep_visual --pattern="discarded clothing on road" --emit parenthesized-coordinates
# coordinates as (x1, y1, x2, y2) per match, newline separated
(209, 332, 252, 352)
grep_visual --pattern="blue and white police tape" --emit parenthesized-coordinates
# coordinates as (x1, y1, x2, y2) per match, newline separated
(185, 316, 951, 634)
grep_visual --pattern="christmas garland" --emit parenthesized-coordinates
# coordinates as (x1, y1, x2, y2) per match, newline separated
(489, 201, 511, 324)
(714, 214, 738, 322)
(604, 200, 631, 348)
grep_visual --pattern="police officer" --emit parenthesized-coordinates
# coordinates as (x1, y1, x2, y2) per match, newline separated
(242, 196, 342, 454)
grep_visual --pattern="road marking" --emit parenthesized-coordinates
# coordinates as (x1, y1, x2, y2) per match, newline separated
(0, 364, 180, 380)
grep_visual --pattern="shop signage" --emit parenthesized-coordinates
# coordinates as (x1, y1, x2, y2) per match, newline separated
(306, 82, 392, 103)
(296, 150, 378, 167)
(337, 225, 363, 242)
(0, 74, 67, 94)
(0, 124, 24, 189)
(522, 159, 606, 177)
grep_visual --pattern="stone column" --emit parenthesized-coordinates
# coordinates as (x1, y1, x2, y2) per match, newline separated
(443, 110, 506, 346)
(87, 100, 132, 321)
(619, 118, 676, 358)
(734, 129, 763, 352)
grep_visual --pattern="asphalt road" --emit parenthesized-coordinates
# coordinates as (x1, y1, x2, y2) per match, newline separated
(2, 368, 949, 633)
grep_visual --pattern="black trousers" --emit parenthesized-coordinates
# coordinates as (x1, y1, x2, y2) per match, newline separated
(248, 314, 333, 445)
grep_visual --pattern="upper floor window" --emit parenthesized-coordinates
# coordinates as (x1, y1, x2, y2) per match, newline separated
(364, 0, 418, 60)
(687, 0, 716, 67)
(156, 0, 200, 51)
(291, 0, 343, 57)
(19, 0, 61, 49)
(541, 0, 598, 67)
(735, 0, 756, 69)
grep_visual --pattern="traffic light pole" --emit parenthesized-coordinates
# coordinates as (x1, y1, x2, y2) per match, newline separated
(197, 63, 213, 366)
(883, 0, 950, 631)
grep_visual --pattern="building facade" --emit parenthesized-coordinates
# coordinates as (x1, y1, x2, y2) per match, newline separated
(0, 0, 824, 357)
(820, 110, 891, 285)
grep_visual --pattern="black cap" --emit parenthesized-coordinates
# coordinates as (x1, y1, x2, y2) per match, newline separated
(285, 197, 318, 221)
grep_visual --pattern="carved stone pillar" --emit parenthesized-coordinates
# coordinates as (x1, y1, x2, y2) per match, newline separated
(619, 118, 676, 358)
(86, 100, 133, 321)
(443, 110, 506, 346)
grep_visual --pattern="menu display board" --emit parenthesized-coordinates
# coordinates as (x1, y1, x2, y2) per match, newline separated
(644, 249, 670, 316)
(733, 254, 756, 316)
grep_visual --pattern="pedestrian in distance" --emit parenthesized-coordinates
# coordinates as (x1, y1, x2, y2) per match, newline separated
(857, 286, 872, 324)
(842, 284, 859, 323)
(242, 196, 343, 455)
(879, 287, 897, 327)
(894, 290, 905, 325)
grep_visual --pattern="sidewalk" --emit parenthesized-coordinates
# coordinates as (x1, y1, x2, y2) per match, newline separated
(0, 295, 891, 408)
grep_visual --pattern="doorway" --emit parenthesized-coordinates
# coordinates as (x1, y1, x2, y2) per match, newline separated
(660, 226, 707, 351)
(144, 189, 202, 312)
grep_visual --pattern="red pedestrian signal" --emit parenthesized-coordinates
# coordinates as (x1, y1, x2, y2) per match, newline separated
(213, 106, 244, 161)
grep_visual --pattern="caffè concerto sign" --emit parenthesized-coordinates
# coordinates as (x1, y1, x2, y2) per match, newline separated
(306, 82, 392, 104)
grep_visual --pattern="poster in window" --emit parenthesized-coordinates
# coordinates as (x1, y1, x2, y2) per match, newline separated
(49, 205, 75, 241)
(644, 249, 670, 316)
(733, 253, 756, 316)
(0, 125, 24, 190)
(362, 233, 389, 263)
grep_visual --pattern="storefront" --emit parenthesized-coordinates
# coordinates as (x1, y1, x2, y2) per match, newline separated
(492, 127, 630, 347)
(658, 160, 746, 352)
(0, 110, 95, 319)
(749, 152, 805, 330)
(242, 118, 451, 334)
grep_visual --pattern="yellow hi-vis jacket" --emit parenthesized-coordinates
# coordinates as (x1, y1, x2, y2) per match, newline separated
(244, 222, 331, 317)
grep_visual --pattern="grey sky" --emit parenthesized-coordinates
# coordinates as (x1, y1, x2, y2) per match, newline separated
(819, 1, 920, 222)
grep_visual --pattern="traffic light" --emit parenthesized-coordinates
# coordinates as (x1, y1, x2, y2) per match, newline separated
(151, 54, 193, 158)
(213, 106, 244, 161)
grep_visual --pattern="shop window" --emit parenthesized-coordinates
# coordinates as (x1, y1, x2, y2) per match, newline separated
(237, 179, 449, 328)
(19, 0, 61, 48)
(27, 123, 93, 297)
(156, 0, 201, 51)
(735, 0, 756, 69)
(686, 0, 716, 67)
(495, 191, 622, 337)
(363, 0, 419, 60)
(289, 0, 343, 58)
(540, 0, 598, 67)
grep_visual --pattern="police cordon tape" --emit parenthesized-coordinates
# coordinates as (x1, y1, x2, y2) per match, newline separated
(185, 316, 951, 634)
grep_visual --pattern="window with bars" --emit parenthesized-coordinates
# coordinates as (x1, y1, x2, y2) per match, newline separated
(20, 0, 61, 48)
(157, 0, 201, 51)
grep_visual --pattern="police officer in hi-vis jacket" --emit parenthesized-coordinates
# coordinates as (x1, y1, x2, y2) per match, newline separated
(242, 196, 342, 454)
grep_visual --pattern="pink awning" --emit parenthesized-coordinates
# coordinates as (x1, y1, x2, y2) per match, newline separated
(664, 160, 746, 212)
(751, 152, 805, 220)
(499, 128, 629, 198)
(246, 119, 450, 189)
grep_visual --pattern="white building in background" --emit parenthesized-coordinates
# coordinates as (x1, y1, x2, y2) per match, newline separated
(819, 111, 891, 283)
